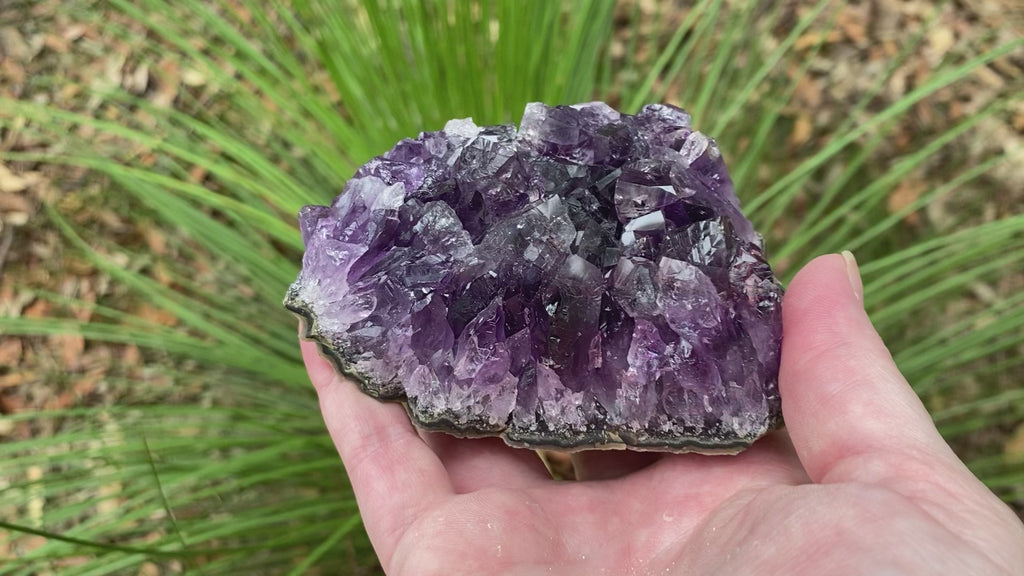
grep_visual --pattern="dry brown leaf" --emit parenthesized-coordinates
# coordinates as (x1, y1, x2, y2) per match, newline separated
(0, 191, 33, 220)
(152, 260, 175, 287)
(916, 100, 935, 126)
(122, 344, 141, 366)
(950, 100, 965, 121)
(61, 23, 87, 42)
(891, 126, 913, 151)
(0, 338, 22, 366)
(22, 299, 50, 318)
(880, 40, 899, 58)
(0, 388, 25, 417)
(73, 301, 95, 325)
(181, 67, 206, 87)
(10, 535, 48, 558)
(789, 114, 814, 148)
(138, 152, 157, 167)
(926, 26, 956, 65)
(974, 64, 1005, 89)
(49, 332, 85, 370)
(142, 226, 168, 255)
(872, 0, 903, 39)
(47, 390, 76, 410)
(2, 210, 27, 227)
(792, 73, 822, 108)
(0, 285, 31, 316)
(0, 27, 30, 62)
(42, 33, 70, 54)
(226, 0, 254, 24)
(123, 63, 149, 95)
(188, 164, 208, 183)
(193, 255, 214, 276)
(794, 30, 841, 51)
(837, 8, 867, 46)
(72, 371, 102, 398)
(1010, 101, 1024, 133)
(94, 209, 126, 232)
(56, 82, 81, 104)
(887, 180, 927, 224)
(0, 163, 40, 194)
(137, 303, 179, 327)
(990, 51, 1023, 79)
(152, 56, 180, 108)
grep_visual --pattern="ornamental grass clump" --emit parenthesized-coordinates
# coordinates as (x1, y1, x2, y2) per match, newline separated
(0, 0, 1021, 573)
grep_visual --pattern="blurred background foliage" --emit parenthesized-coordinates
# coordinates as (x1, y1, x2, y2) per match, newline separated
(0, 0, 1022, 573)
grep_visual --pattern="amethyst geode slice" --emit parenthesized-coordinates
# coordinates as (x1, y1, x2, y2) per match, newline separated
(285, 102, 783, 453)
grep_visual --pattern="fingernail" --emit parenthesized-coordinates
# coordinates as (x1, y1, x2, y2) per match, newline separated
(841, 250, 863, 302)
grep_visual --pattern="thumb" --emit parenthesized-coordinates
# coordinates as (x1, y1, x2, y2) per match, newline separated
(779, 252, 958, 484)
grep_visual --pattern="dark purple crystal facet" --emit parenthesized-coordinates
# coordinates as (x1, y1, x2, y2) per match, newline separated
(286, 102, 783, 453)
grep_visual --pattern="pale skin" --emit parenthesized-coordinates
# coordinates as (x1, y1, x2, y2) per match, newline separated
(300, 253, 1024, 575)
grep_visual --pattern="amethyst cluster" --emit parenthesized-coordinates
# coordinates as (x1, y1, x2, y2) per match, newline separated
(285, 102, 783, 453)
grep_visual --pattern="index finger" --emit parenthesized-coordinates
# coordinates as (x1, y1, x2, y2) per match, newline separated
(300, 339, 453, 565)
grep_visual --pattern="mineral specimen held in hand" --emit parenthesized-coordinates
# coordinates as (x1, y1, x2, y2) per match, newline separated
(285, 102, 784, 453)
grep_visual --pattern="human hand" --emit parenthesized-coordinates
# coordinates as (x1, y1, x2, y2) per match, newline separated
(300, 253, 1024, 575)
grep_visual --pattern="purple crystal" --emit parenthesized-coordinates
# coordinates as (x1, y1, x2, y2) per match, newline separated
(285, 102, 783, 453)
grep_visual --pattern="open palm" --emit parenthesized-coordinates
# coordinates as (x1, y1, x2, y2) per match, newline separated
(301, 254, 1024, 575)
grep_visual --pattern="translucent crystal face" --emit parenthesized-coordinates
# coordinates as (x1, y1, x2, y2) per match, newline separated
(285, 102, 783, 453)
